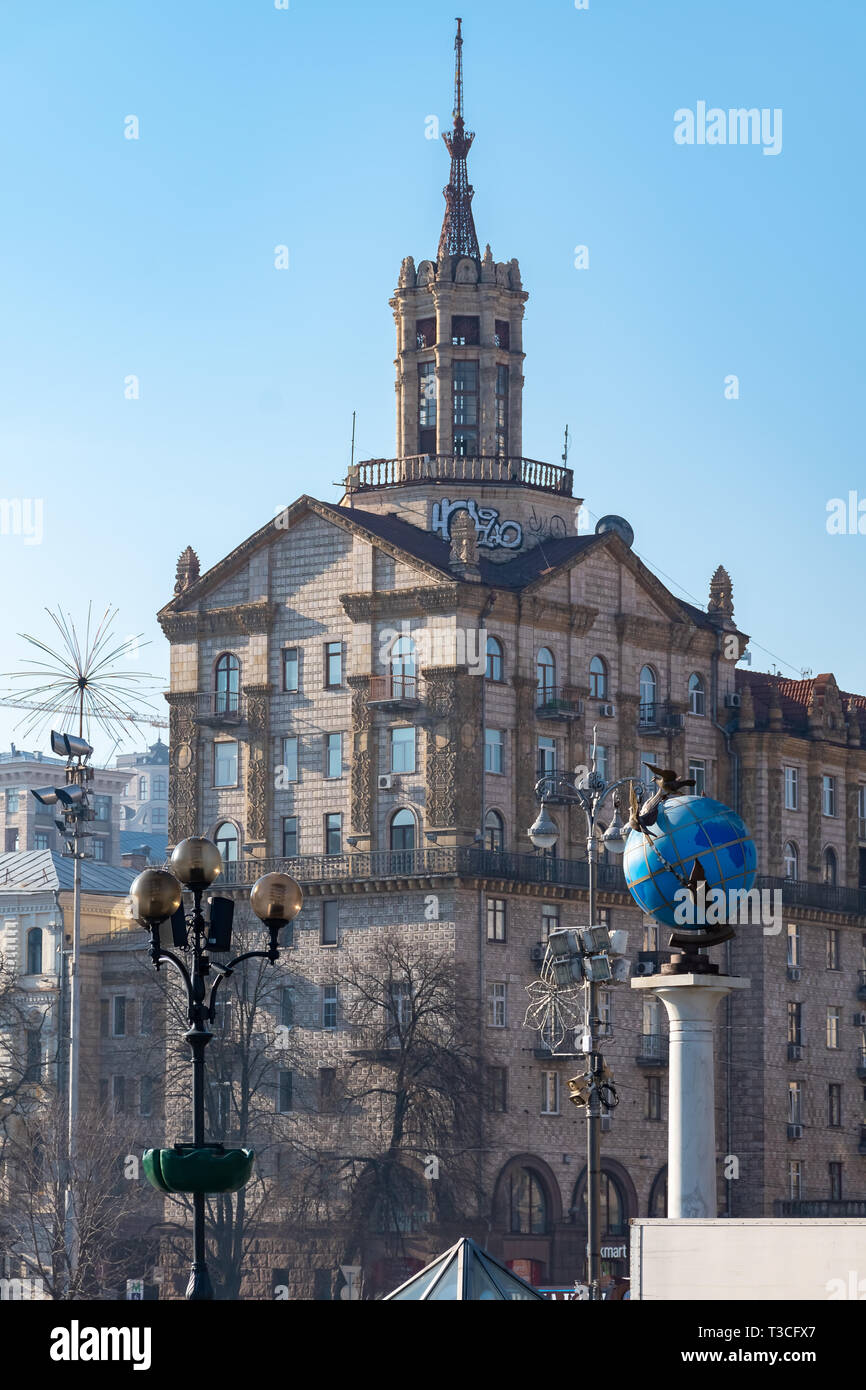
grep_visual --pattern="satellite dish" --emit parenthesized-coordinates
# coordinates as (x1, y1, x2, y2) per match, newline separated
(595, 515, 634, 548)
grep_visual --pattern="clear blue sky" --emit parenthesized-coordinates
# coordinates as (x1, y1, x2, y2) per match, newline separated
(1, 0, 863, 761)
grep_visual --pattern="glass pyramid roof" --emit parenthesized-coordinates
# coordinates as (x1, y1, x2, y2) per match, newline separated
(384, 1237, 546, 1300)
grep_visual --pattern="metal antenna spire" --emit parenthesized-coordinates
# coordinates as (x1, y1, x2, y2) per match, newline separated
(438, 18, 481, 262)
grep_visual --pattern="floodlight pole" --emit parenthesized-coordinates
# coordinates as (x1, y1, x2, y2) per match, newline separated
(531, 767, 639, 1303)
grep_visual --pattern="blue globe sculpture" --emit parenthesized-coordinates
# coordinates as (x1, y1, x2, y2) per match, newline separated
(622, 795, 757, 930)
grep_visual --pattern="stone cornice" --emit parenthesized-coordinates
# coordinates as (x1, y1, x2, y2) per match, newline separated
(159, 599, 277, 642)
(520, 596, 598, 634)
(341, 586, 458, 622)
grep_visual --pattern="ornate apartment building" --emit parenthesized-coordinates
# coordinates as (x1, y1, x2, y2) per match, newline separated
(151, 26, 866, 1296)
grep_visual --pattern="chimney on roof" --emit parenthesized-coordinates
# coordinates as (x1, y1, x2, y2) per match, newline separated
(121, 850, 149, 873)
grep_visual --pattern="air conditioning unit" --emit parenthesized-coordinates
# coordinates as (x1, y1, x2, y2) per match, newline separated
(530, 944, 547, 963)
(787, 966, 802, 981)
(853, 1013, 866, 1028)
(787, 1123, 803, 1140)
(724, 693, 742, 709)
(599, 703, 616, 718)
(377, 774, 394, 790)
(787, 1042, 803, 1061)
(633, 960, 656, 978)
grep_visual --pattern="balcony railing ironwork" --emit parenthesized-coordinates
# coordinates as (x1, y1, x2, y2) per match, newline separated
(350, 454, 573, 496)
(775, 1199, 866, 1218)
(367, 675, 421, 706)
(756, 874, 866, 919)
(637, 701, 685, 732)
(636, 1033, 669, 1066)
(535, 686, 584, 719)
(193, 691, 245, 723)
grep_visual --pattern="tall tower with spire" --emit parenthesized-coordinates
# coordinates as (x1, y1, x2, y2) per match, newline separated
(343, 20, 579, 559)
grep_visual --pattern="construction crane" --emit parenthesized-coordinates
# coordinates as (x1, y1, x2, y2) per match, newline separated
(0, 697, 169, 730)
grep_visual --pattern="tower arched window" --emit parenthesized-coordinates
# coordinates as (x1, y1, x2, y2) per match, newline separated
(215, 822, 239, 863)
(823, 847, 838, 886)
(390, 808, 416, 852)
(509, 1166, 549, 1235)
(589, 656, 607, 700)
(26, 928, 43, 975)
(484, 809, 505, 853)
(639, 666, 657, 725)
(215, 653, 240, 715)
(486, 636, 503, 683)
(784, 841, 799, 879)
(688, 673, 705, 716)
(536, 648, 556, 700)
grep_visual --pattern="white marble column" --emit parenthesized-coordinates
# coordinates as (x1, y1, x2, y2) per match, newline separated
(631, 974, 750, 1219)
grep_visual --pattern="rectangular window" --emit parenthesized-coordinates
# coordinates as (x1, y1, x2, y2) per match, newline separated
(489, 982, 506, 1028)
(541, 1071, 560, 1115)
(595, 745, 609, 783)
(282, 816, 298, 857)
(598, 990, 612, 1036)
(688, 759, 706, 797)
(451, 314, 479, 346)
(325, 732, 342, 779)
(386, 980, 412, 1046)
(495, 363, 509, 457)
(321, 900, 339, 946)
(646, 1075, 662, 1121)
(93, 795, 111, 822)
(784, 766, 799, 811)
(829, 1161, 843, 1202)
(278, 1070, 293, 1114)
(139, 1076, 153, 1118)
(25, 1030, 41, 1082)
(390, 726, 416, 774)
(494, 320, 510, 350)
(416, 316, 436, 349)
(487, 1066, 507, 1113)
(151, 808, 166, 826)
(318, 1067, 336, 1110)
(829, 1083, 842, 1128)
(537, 736, 556, 774)
(112, 996, 126, 1038)
(643, 921, 660, 952)
(823, 774, 836, 817)
(34, 832, 50, 851)
(787, 1001, 802, 1046)
(112, 1075, 126, 1114)
(542, 904, 560, 939)
(787, 1160, 802, 1200)
(484, 728, 504, 774)
(324, 812, 342, 856)
(280, 987, 294, 1029)
(324, 642, 343, 688)
(5, 788, 20, 813)
(788, 1080, 802, 1126)
(787, 923, 800, 968)
(452, 359, 478, 454)
(282, 735, 298, 783)
(322, 984, 338, 1030)
(486, 897, 506, 942)
(283, 647, 299, 692)
(214, 740, 238, 788)
(418, 362, 437, 450)
(827, 1006, 841, 1049)
(827, 929, 840, 971)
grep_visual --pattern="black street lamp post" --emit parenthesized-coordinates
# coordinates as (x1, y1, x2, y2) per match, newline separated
(131, 837, 302, 1301)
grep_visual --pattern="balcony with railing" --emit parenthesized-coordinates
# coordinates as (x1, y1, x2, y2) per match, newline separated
(756, 874, 866, 920)
(636, 1033, 669, 1067)
(637, 701, 685, 733)
(192, 691, 246, 726)
(348, 454, 573, 496)
(535, 686, 584, 720)
(366, 675, 422, 711)
(775, 1199, 866, 1218)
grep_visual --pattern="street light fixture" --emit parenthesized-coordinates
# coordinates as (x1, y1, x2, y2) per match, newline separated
(526, 728, 644, 1302)
(131, 841, 303, 1300)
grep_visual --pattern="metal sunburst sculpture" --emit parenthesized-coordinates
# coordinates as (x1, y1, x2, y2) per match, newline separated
(5, 603, 160, 746)
(524, 951, 585, 1054)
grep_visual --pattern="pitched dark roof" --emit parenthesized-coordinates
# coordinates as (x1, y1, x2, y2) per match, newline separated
(0, 850, 137, 895)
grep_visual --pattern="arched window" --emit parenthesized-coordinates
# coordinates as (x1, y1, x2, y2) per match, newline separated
(649, 1166, 668, 1218)
(390, 636, 416, 698)
(639, 666, 657, 726)
(577, 1171, 627, 1236)
(215, 822, 239, 862)
(484, 809, 505, 852)
(784, 841, 799, 879)
(823, 847, 838, 886)
(215, 653, 240, 714)
(589, 656, 607, 700)
(26, 928, 43, 975)
(536, 648, 556, 700)
(486, 636, 503, 683)
(688, 673, 705, 716)
(390, 808, 416, 851)
(509, 1166, 548, 1235)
